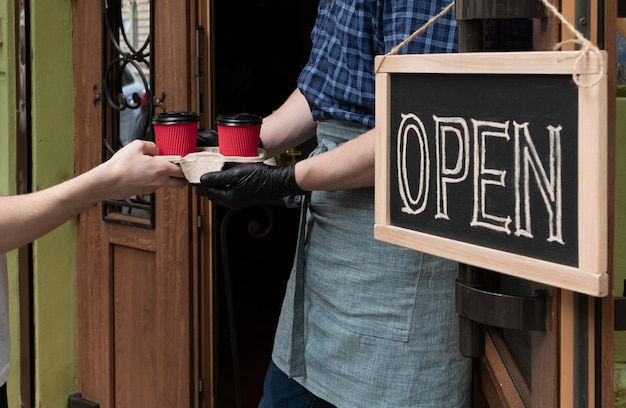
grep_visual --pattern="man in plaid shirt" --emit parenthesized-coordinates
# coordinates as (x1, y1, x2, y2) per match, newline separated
(199, 1, 471, 406)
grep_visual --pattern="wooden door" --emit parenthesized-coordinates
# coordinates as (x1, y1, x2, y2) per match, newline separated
(72, 0, 204, 406)
(456, 0, 615, 406)
(461, 270, 558, 407)
(471, 284, 611, 407)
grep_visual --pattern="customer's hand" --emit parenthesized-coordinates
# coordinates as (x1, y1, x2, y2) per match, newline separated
(98, 140, 187, 199)
(196, 163, 304, 210)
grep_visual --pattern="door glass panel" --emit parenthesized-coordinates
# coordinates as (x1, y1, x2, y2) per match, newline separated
(492, 274, 534, 403)
(485, 272, 554, 406)
(101, 0, 154, 227)
(118, 0, 151, 147)
(615, 22, 626, 400)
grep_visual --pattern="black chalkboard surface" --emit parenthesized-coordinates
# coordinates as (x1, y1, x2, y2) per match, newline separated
(374, 52, 608, 296)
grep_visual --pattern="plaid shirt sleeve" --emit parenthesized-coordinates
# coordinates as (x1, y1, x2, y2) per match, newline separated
(298, 0, 458, 128)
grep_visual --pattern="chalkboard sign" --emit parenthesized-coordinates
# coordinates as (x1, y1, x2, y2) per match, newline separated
(374, 51, 608, 296)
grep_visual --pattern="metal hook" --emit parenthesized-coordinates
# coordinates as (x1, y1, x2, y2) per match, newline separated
(152, 90, 166, 110)
(93, 85, 101, 105)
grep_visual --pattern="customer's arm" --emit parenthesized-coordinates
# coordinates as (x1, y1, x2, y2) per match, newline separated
(0, 139, 186, 253)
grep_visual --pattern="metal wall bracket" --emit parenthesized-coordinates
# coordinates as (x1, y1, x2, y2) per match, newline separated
(456, 280, 547, 332)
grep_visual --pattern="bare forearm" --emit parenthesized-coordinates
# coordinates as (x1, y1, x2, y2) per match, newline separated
(259, 88, 376, 191)
(0, 140, 186, 254)
(294, 127, 376, 191)
(0, 171, 105, 253)
(260, 89, 317, 158)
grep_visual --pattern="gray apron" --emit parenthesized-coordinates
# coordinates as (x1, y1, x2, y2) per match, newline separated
(272, 120, 471, 408)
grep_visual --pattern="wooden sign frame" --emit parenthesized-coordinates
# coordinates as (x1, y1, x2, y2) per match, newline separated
(374, 51, 608, 296)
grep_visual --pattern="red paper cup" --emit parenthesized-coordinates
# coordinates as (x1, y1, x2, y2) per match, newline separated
(152, 112, 199, 156)
(216, 113, 262, 157)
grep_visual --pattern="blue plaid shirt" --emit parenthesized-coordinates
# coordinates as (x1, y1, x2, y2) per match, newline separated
(298, 0, 458, 128)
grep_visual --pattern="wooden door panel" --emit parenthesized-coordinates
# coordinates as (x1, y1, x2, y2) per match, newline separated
(73, 0, 199, 406)
(73, 0, 114, 397)
(112, 241, 193, 407)
(113, 246, 159, 406)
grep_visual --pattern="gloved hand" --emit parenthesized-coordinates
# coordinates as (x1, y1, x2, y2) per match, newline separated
(196, 163, 305, 210)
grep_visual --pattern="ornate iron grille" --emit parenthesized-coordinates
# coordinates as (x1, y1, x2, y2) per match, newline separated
(101, 0, 155, 227)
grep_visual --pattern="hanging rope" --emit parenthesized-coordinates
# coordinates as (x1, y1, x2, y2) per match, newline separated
(375, 1, 456, 72)
(540, 0, 605, 87)
(375, 0, 605, 88)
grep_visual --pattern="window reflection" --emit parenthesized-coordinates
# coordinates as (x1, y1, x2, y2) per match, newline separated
(102, 0, 154, 227)
(118, 0, 151, 147)
(618, 19, 626, 93)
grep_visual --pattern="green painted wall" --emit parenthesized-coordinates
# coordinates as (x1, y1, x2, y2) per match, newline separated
(30, 0, 76, 406)
(0, 0, 20, 405)
(0, 0, 15, 196)
(0, 0, 76, 406)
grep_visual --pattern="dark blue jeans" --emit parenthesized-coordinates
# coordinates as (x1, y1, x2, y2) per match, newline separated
(258, 361, 336, 408)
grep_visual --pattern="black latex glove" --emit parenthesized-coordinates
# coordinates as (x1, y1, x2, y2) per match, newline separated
(197, 129, 218, 147)
(196, 163, 305, 210)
